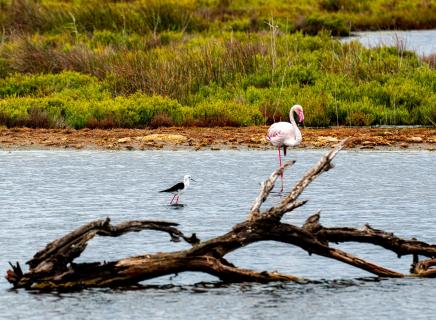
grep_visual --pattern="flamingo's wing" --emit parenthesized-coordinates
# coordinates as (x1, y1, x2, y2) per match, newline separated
(267, 122, 292, 146)
(267, 125, 287, 145)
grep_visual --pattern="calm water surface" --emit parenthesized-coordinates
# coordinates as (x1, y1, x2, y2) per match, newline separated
(341, 29, 436, 55)
(1, 150, 435, 319)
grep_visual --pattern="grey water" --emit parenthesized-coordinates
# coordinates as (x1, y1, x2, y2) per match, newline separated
(341, 29, 436, 56)
(1, 150, 435, 319)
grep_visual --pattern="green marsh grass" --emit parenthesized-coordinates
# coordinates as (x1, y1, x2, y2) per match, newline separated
(0, 1, 434, 129)
(0, 31, 434, 128)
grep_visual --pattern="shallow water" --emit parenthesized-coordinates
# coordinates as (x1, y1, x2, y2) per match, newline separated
(341, 29, 436, 56)
(1, 150, 435, 319)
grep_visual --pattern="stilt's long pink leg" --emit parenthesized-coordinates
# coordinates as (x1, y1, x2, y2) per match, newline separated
(169, 194, 177, 205)
(278, 147, 284, 192)
(176, 195, 179, 204)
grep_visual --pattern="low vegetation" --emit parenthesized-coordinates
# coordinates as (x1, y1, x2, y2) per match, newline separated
(0, 0, 434, 128)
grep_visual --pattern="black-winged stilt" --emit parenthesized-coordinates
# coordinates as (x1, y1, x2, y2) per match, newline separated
(160, 175, 195, 205)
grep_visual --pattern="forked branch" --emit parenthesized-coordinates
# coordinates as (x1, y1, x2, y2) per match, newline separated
(249, 160, 295, 219)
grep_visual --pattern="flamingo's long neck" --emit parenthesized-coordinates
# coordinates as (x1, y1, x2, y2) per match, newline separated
(289, 106, 301, 141)
(289, 106, 298, 127)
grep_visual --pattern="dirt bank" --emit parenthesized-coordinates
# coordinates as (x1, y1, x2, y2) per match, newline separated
(0, 127, 435, 151)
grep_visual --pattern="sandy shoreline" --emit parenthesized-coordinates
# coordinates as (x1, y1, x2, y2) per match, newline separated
(0, 127, 435, 151)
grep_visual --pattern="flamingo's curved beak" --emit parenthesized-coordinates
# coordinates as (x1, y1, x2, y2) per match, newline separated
(298, 111, 305, 125)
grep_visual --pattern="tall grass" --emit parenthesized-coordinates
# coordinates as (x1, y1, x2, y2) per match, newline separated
(0, 0, 205, 34)
(1, 0, 435, 37)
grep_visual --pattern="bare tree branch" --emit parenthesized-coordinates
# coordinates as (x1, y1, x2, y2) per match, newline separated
(24, 218, 198, 280)
(249, 160, 295, 220)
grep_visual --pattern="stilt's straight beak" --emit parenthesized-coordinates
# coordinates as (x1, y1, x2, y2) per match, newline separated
(190, 178, 196, 182)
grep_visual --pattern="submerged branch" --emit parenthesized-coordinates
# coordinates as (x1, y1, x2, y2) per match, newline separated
(412, 258, 436, 277)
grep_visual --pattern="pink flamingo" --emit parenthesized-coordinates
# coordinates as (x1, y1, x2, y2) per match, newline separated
(266, 104, 304, 192)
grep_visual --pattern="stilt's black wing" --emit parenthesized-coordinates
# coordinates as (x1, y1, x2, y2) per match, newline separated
(159, 182, 184, 193)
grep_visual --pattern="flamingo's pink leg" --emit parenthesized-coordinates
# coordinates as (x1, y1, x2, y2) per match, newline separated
(278, 147, 284, 192)
(169, 194, 177, 205)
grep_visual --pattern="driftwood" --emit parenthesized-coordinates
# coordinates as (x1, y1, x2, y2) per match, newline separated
(6, 138, 436, 290)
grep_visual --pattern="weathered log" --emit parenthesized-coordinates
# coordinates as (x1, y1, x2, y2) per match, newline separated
(6, 138, 436, 290)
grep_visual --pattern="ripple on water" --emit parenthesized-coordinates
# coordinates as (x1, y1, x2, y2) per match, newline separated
(0, 150, 435, 320)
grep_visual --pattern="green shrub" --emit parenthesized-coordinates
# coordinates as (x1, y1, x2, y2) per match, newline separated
(0, 72, 102, 98)
(191, 100, 263, 126)
(297, 14, 350, 36)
